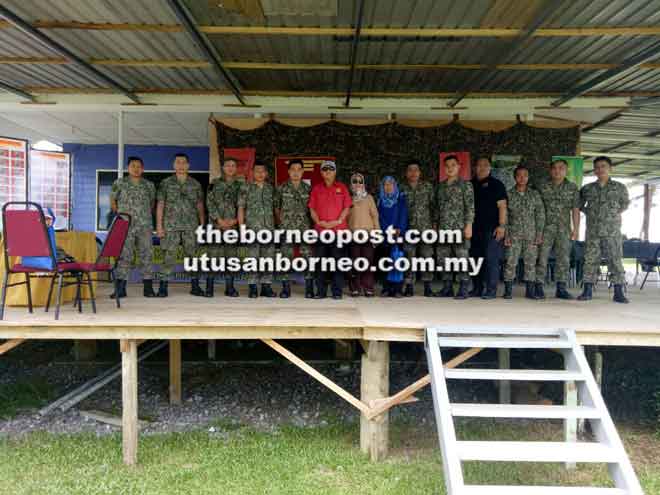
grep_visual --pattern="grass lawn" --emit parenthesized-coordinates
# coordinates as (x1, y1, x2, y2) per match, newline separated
(0, 419, 658, 495)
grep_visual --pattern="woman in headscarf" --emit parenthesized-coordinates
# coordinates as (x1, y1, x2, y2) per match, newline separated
(377, 175, 408, 297)
(347, 173, 380, 297)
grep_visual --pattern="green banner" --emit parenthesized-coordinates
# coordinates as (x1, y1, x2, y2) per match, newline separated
(552, 156, 584, 188)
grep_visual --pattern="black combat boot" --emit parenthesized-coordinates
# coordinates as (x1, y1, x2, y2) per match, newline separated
(225, 277, 239, 297)
(190, 278, 205, 296)
(503, 281, 513, 299)
(304, 279, 315, 299)
(260, 284, 276, 298)
(525, 281, 537, 299)
(315, 281, 327, 299)
(248, 284, 258, 298)
(469, 281, 483, 298)
(331, 288, 343, 300)
(280, 281, 291, 299)
(454, 281, 469, 300)
(613, 284, 629, 304)
(577, 282, 593, 301)
(157, 280, 168, 298)
(555, 282, 573, 300)
(143, 279, 156, 298)
(403, 283, 414, 297)
(423, 281, 434, 297)
(110, 279, 127, 299)
(436, 281, 454, 298)
(204, 277, 214, 298)
(535, 282, 546, 300)
(481, 286, 497, 299)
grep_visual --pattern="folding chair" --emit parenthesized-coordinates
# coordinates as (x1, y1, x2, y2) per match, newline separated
(639, 245, 660, 290)
(47, 213, 131, 314)
(0, 201, 79, 320)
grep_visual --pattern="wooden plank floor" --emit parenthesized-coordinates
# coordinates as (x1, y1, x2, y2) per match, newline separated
(0, 283, 659, 345)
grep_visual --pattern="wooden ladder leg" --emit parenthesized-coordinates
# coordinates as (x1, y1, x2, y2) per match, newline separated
(360, 341, 390, 462)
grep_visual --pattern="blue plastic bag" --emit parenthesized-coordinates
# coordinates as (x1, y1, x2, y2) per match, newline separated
(21, 208, 57, 271)
(387, 245, 405, 283)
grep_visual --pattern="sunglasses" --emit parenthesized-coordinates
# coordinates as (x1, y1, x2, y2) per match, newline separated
(321, 167, 334, 172)
(351, 179, 364, 184)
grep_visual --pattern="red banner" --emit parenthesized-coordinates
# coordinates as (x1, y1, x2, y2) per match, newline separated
(275, 156, 335, 186)
(223, 148, 255, 181)
(438, 151, 472, 181)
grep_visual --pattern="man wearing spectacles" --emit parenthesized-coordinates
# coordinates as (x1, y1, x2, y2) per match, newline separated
(308, 160, 352, 299)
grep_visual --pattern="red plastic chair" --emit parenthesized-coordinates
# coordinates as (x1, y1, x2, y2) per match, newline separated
(1, 202, 68, 320)
(46, 213, 132, 315)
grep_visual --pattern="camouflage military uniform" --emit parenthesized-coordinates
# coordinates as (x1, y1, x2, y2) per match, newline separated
(110, 176, 156, 280)
(435, 179, 475, 282)
(239, 182, 275, 284)
(580, 179, 629, 284)
(274, 180, 312, 281)
(504, 188, 545, 282)
(400, 181, 435, 283)
(536, 179, 579, 284)
(157, 175, 203, 280)
(206, 177, 243, 279)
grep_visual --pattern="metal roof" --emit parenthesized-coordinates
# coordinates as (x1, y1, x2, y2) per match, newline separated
(0, 0, 660, 178)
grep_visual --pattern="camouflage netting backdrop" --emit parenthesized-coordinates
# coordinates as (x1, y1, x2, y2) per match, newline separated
(215, 120, 580, 191)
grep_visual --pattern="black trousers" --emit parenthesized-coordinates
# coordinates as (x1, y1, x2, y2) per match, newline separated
(469, 228, 504, 291)
(314, 243, 345, 292)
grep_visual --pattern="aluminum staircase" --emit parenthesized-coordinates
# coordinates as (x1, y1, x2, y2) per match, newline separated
(424, 327, 644, 495)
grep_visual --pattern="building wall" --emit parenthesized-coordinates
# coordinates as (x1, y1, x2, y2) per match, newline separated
(63, 144, 209, 232)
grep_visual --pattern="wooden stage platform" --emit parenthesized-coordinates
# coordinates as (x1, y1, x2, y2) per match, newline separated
(0, 284, 659, 346)
(0, 283, 659, 466)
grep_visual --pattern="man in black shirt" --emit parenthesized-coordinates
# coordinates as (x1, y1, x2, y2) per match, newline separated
(470, 156, 508, 299)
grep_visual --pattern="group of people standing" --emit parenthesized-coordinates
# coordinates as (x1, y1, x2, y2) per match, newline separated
(109, 151, 630, 304)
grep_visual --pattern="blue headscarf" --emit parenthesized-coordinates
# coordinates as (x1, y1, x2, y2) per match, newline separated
(378, 176, 399, 209)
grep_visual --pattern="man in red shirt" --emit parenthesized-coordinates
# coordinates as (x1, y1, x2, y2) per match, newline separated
(308, 160, 352, 299)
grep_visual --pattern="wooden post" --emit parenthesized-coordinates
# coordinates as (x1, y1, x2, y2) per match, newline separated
(208, 116, 221, 181)
(498, 349, 511, 404)
(594, 349, 603, 390)
(564, 379, 578, 470)
(121, 339, 138, 466)
(641, 184, 653, 241)
(360, 340, 389, 461)
(169, 339, 182, 405)
(207, 339, 216, 360)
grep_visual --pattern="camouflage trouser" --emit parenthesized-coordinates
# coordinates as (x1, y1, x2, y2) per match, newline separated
(403, 242, 435, 283)
(204, 243, 238, 280)
(437, 240, 471, 282)
(582, 234, 625, 285)
(278, 242, 313, 281)
(116, 226, 153, 280)
(246, 243, 274, 284)
(536, 229, 571, 284)
(158, 229, 198, 280)
(504, 238, 538, 282)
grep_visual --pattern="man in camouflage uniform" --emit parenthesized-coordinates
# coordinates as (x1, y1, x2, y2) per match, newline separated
(274, 158, 314, 299)
(535, 159, 580, 300)
(238, 162, 277, 298)
(205, 157, 243, 297)
(110, 156, 156, 298)
(578, 156, 630, 303)
(156, 153, 205, 297)
(434, 155, 475, 299)
(503, 166, 545, 300)
(400, 160, 435, 297)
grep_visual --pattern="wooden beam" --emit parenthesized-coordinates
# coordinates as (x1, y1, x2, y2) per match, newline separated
(365, 347, 483, 420)
(169, 339, 182, 405)
(261, 338, 370, 414)
(2, 21, 660, 37)
(360, 341, 389, 461)
(15, 86, 660, 98)
(121, 339, 138, 466)
(4, 57, 660, 71)
(0, 338, 25, 355)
